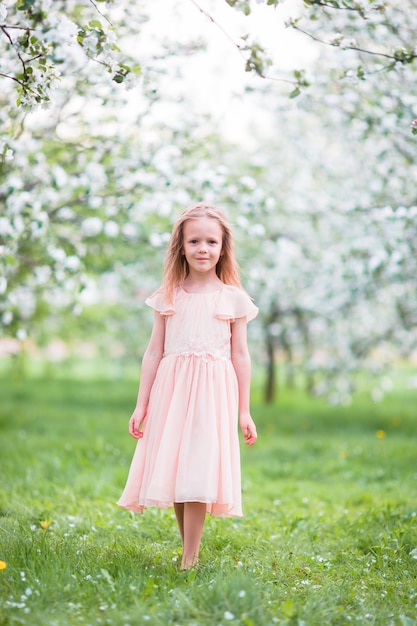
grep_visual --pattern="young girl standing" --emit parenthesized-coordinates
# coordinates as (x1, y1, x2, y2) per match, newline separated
(117, 202, 258, 569)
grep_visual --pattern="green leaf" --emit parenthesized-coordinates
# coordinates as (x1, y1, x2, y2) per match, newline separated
(356, 65, 365, 80)
(17, 0, 36, 10)
(225, 0, 251, 14)
(289, 87, 301, 98)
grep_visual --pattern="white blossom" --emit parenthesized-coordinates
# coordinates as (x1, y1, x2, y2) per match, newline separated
(65, 256, 81, 271)
(104, 221, 119, 237)
(123, 72, 140, 91)
(81, 217, 103, 237)
(2, 312, 13, 325)
(0, 217, 14, 236)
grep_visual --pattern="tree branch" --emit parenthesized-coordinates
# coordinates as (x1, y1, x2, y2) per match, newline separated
(189, 0, 296, 84)
(303, 0, 369, 11)
(190, 0, 244, 50)
(88, 0, 114, 27)
(0, 24, 35, 31)
(1, 25, 30, 76)
(291, 23, 416, 63)
(0, 71, 34, 91)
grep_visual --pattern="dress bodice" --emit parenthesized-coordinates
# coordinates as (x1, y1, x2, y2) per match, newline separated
(146, 284, 258, 361)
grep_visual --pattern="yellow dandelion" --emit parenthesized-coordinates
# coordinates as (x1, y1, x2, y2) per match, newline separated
(0, 560, 6, 570)
(376, 430, 386, 439)
(40, 520, 52, 530)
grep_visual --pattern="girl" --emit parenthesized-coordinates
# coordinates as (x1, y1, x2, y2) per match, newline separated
(117, 202, 258, 570)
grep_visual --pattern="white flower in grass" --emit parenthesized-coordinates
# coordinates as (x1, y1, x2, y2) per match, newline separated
(238, 590, 246, 598)
(224, 611, 234, 620)
(410, 548, 417, 559)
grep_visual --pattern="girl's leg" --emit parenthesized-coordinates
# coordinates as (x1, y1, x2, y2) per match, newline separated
(174, 502, 185, 547)
(181, 502, 206, 569)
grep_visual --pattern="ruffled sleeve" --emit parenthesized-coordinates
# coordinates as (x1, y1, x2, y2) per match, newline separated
(145, 288, 175, 316)
(215, 285, 258, 323)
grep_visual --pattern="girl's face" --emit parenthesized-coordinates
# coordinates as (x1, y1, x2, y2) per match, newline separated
(182, 217, 223, 278)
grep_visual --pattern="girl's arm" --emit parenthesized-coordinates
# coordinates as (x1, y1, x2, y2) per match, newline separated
(129, 311, 165, 439)
(231, 317, 257, 445)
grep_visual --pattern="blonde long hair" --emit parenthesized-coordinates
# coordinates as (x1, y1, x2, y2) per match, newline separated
(161, 203, 241, 304)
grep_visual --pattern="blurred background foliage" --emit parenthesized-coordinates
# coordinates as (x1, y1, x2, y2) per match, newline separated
(1, 0, 416, 402)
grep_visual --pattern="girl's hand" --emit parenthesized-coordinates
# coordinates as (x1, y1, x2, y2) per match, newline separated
(239, 412, 257, 445)
(129, 407, 147, 439)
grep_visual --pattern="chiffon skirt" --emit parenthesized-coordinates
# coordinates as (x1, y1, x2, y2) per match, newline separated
(117, 353, 243, 517)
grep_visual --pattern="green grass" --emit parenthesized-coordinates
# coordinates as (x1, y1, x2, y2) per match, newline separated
(0, 367, 416, 626)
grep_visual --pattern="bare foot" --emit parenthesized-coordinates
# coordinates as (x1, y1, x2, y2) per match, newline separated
(180, 557, 199, 570)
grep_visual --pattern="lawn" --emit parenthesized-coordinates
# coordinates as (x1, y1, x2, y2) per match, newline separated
(0, 365, 416, 626)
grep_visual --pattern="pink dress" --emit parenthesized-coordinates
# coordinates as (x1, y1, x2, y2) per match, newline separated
(117, 283, 258, 518)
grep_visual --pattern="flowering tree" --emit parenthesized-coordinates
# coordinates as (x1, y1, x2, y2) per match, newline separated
(0, 74, 265, 353)
(233, 85, 417, 402)
(0, 0, 177, 347)
(224, 0, 417, 122)
(0, 0, 145, 347)
(0, 0, 140, 108)
(1, 0, 416, 403)
(191, 0, 413, 399)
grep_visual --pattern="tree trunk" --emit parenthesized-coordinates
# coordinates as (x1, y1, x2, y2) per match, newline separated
(280, 330, 295, 388)
(264, 332, 276, 403)
(295, 310, 314, 395)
